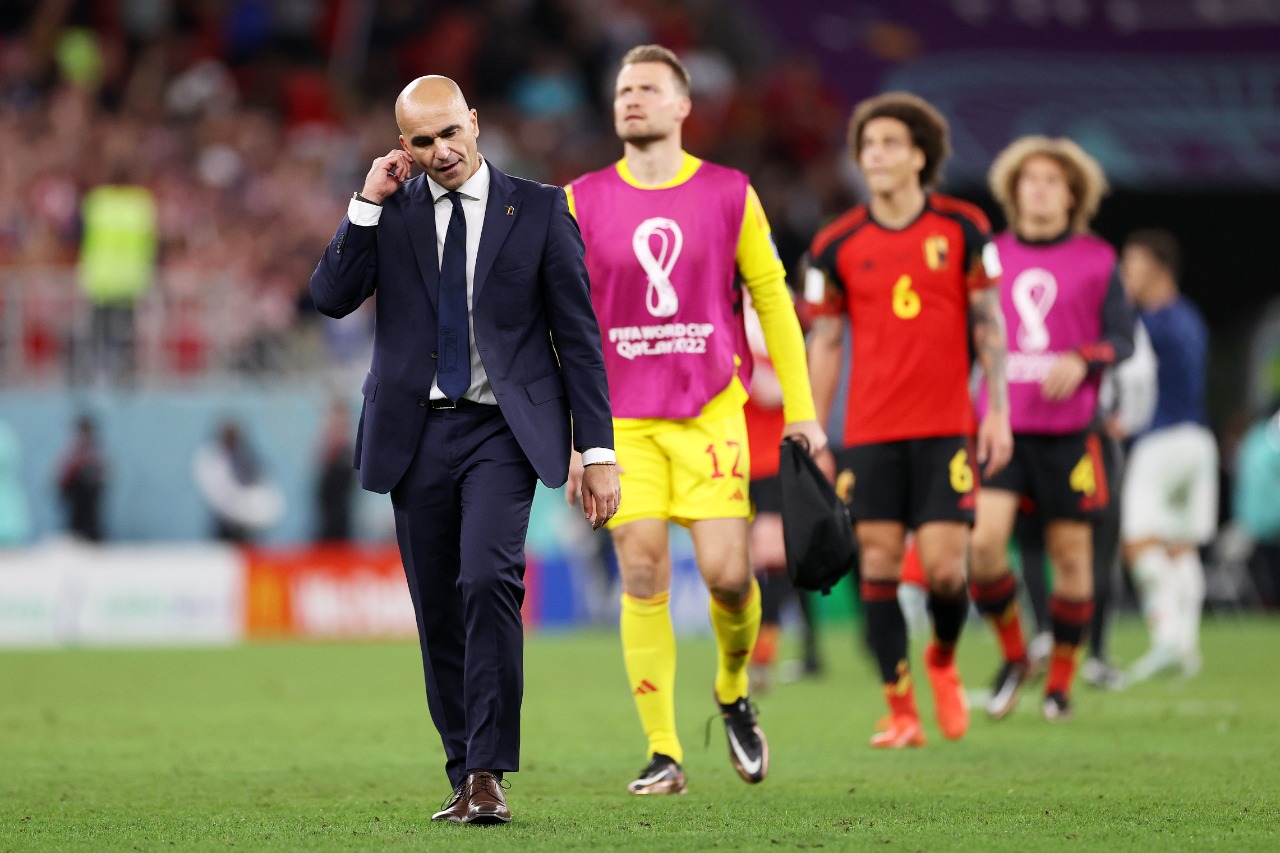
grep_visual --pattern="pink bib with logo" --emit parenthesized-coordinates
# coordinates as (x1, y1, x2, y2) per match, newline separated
(570, 161, 749, 419)
(977, 232, 1117, 433)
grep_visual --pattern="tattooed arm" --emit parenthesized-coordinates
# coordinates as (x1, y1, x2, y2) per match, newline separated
(970, 287, 1013, 477)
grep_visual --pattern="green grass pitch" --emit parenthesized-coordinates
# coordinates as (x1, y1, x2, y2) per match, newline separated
(2, 616, 1277, 851)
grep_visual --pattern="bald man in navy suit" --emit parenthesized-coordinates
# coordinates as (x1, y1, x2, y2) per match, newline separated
(311, 76, 620, 826)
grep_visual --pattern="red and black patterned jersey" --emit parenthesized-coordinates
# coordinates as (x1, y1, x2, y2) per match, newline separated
(809, 194, 1000, 445)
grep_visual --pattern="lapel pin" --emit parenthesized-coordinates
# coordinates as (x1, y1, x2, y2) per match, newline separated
(506, 205, 514, 216)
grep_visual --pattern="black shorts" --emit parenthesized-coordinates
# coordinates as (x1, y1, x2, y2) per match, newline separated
(834, 435, 977, 529)
(983, 431, 1109, 521)
(750, 474, 783, 515)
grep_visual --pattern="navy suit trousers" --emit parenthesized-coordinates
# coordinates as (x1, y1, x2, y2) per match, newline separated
(390, 405, 536, 789)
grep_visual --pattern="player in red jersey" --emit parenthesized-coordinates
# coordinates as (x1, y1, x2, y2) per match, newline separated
(742, 295, 822, 693)
(807, 92, 1011, 748)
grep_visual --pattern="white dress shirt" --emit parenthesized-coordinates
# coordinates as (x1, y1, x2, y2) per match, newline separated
(347, 159, 614, 466)
(350, 160, 495, 404)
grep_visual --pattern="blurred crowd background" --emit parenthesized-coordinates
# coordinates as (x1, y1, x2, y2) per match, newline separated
(0, 0, 861, 383)
(1, 0, 1279, 608)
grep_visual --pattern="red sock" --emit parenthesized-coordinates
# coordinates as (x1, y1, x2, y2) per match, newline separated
(994, 609, 1028, 665)
(972, 573, 1028, 663)
(752, 623, 780, 666)
(926, 642, 955, 668)
(884, 664, 919, 719)
(1046, 596, 1095, 697)
(1046, 644, 1079, 697)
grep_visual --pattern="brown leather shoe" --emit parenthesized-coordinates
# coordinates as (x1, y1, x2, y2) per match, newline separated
(463, 771, 511, 825)
(430, 783, 468, 823)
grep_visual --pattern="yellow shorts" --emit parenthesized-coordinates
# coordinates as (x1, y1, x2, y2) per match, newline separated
(608, 405, 752, 529)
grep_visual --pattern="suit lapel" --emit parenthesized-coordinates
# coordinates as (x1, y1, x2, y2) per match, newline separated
(401, 176, 440, 311)
(474, 165, 518, 302)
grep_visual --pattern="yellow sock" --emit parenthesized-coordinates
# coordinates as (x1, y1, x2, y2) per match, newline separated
(710, 578, 762, 705)
(621, 591, 681, 763)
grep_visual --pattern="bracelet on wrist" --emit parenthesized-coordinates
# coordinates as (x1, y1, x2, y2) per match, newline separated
(353, 191, 382, 206)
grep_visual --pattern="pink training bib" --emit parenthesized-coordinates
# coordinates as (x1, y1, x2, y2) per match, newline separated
(977, 232, 1118, 434)
(570, 161, 750, 419)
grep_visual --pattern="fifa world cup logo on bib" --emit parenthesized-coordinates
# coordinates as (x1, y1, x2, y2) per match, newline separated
(1011, 268, 1058, 352)
(632, 217, 683, 318)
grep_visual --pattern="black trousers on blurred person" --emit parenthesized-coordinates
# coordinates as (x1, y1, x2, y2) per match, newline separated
(89, 303, 138, 384)
(316, 453, 356, 542)
(390, 405, 537, 789)
(757, 571, 821, 674)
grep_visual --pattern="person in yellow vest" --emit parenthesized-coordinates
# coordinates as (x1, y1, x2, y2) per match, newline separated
(76, 179, 158, 383)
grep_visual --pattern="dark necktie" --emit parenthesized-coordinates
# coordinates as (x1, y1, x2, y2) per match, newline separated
(436, 191, 471, 401)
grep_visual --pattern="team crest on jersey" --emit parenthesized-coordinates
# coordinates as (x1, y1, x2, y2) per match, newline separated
(923, 235, 949, 270)
(633, 217, 683, 317)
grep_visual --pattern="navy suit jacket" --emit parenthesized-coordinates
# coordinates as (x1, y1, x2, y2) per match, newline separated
(310, 164, 613, 493)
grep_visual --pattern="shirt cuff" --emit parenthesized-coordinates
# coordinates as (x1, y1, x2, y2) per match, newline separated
(581, 448, 616, 466)
(347, 198, 383, 226)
